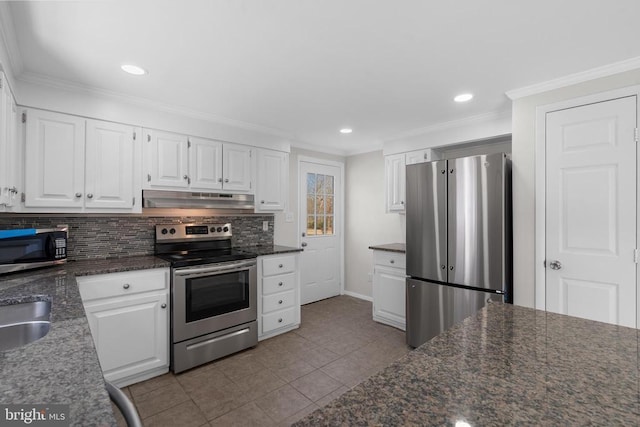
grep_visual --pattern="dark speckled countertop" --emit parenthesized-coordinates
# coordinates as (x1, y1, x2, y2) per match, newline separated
(368, 243, 406, 253)
(0, 256, 169, 427)
(295, 303, 640, 426)
(241, 244, 302, 256)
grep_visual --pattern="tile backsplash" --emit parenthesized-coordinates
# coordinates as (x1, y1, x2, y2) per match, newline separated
(0, 215, 274, 260)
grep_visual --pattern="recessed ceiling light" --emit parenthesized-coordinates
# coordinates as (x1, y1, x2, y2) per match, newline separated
(454, 93, 473, 103)
(121, 64, 147, 76)
(340, 128, 353, 134)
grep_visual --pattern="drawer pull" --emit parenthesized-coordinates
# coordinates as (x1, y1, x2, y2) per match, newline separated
(123, 284, 130, 289)
(278, 264, 283, 268)
(390, 259, 395, 264)
(278, 318, 283, 323)
(278, 300, 283, 304)
(278, 282, 283, 287)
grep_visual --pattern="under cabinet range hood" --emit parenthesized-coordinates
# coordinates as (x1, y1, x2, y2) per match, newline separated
(142, 190, 255, 211)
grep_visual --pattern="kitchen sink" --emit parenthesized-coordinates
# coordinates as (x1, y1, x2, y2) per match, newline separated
(0, 301, 51, 351)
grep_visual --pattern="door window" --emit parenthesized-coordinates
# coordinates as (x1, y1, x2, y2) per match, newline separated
(306, 173, 334, 236)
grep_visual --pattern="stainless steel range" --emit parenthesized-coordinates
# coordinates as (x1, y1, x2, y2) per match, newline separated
(154, 223, 257, 373)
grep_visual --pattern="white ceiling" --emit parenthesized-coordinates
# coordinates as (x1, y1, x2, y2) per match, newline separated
(4, 0, 640, 154)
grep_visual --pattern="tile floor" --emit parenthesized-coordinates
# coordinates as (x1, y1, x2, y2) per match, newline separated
(112, 295, 411, 427)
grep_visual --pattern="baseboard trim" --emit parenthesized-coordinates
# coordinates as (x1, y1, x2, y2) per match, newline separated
(342, 291, 373, 302)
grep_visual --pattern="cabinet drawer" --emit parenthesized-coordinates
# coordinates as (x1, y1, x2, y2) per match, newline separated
(262, 255, 296, 276)
(373, 251, 406, 270)
(262, 290, 295, 314)
(262, 273, 295, 295)
(262, 307, 296, 334)
(78, 268, 168, 301)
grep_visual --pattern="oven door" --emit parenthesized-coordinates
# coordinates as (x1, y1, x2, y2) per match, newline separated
(172, 259, 257, 343)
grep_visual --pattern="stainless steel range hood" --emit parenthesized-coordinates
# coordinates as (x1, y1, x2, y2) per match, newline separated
(142, 190, 255, 211)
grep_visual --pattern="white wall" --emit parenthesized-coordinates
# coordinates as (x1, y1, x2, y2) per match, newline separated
(344, 151, 405, 298)
(512, 68, 640, 308)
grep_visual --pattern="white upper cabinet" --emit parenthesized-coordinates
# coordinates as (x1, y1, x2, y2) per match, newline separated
(85, 120, 138, 209)
(0, 72, 19, 210)
(255, 149, 288, 212)
(189, 137, 223, 190)
(146, 129, 189, 189)
(385, 149, 434, 213)
(222, 143, 252, 192)
(24, 108, 140, 212)
(144, 129, 253, 193)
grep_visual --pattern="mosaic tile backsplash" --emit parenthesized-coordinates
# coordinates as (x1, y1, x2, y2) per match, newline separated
(0, 215, 274, 260)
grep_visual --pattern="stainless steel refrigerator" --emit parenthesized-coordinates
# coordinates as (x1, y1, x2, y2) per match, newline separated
(405, 152, 512, 347)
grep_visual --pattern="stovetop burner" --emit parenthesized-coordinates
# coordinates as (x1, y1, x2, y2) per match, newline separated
(154, 223, 256, 267)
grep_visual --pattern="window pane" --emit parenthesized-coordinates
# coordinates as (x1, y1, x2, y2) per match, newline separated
(326, 216, 334, 235)
(307, 173, 316, 195)
(306, 196, 315, 215)
(307, 216, 316, 236)
(316, 175, 325, 194)
(316, 216, 324, 235)
(315, 196, 324, 216)
(326, 196, 334, 214)
(324, 175, 334, 195)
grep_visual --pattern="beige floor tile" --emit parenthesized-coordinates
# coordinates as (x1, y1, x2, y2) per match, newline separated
(277, 403, 320, 426)
(295, 346, 341, 369)
(190, 381, 253, 421)
(320, 355, 371, 387)
(176, 365, 233, 394)
(129, 373, 178, 398)
(133, 382, 190, 419)
(208, 402, 275, 427)
(142, 400, 207, 427)
(254, 385, 313, 422)
(314, 385, 350, 408)
(231, 369, 286, 400)
(290, 370, 342, 402)
(212, 350, 266, 382)
(270, 359, 316, 383)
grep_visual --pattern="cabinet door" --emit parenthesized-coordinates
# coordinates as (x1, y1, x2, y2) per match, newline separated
(85, 120, 138, 209)
(189, 137, 223, 190)
(256, 149, 288, 211)
(222, 143, 252, 192)
(146, 129, 189, 188)
(4, 91, 18, 208)
(84, 292, 168, 383)
(373, 265, 406, 330)
(385, 153, 406, 212)
(24, 109, 85, 208)
(0, 73, 8, 207)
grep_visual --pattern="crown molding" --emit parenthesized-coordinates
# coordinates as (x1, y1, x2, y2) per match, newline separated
(289, 139, 352, 157)
(384, 109, 511, 143)
(17, 71, 295, 140)
(0, 3, 23, 78)
(506, 56, 640, 100)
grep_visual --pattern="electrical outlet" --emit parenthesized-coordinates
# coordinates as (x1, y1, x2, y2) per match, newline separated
(262, 221, 269, 231)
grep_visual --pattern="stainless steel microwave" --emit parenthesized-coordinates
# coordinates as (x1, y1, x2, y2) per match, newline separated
(0, 227, 68, 275)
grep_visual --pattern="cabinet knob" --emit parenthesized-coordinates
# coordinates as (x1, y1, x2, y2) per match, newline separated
(278, 318, 283, 323)
(261, 200, 265, 204)
(183, 175, 188, 180)
(218, 178, 223, 183)
(87, 193, 93, 199)
(161, 303, 167, 309)
(400, 201, 404, 205)
(278, 300, 283, 304)
(449, 266, 454, 271)
(441, 265, 446, 270)
(390, 259, 395, 264)
(224, 178, 229, 183)
(278, 282, 283, 287)
(75, 192, 82, 198)
(278, 264, 283, 268)
(123, 283, 130, 289)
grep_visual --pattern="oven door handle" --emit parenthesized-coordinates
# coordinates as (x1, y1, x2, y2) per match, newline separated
(173, 260, 256, 277)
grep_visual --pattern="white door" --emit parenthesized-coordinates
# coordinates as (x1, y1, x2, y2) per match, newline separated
(189, 137, 223, 190)
(147, 129, 189, 189)
(545, 95, 637, 327)
(24, 109, 85, 208)
(299, 160, 342, 304)
(85, 120, 137, 209)
(222, 143, 252, 192)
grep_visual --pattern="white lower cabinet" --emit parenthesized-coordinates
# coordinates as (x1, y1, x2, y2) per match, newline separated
(77, 268, 169, 387)
(372, 251, 407, 330)
(258, 253, 300, 340)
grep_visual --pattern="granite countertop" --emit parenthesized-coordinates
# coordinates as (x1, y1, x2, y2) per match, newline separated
(295, 303, 640, 425)
(0, 256, 170, 427)
(368, 243, 406, 253)
(242, 244, 303, 256)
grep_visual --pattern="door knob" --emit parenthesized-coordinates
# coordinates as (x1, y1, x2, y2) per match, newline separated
(549, 260, 562, 270)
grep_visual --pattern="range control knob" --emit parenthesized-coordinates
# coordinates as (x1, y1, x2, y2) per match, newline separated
(161, 228, 168, 235)
(223, 226, 229, 232)
(169, 228, 176, 234)
(216, 227, 222, 232)
(210, 227, 216, 232)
